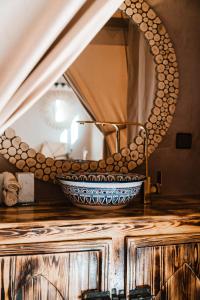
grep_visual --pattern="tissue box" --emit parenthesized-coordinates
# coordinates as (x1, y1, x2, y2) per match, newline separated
(16, 173, 34, 204)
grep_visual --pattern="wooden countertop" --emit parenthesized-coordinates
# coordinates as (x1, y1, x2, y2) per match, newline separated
(0, 195, 199, 245)
(0, 195, 200, 226)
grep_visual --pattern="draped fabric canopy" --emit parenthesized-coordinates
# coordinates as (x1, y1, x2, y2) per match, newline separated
(66, 18, 156, 154)
(0, 0, 123, 134)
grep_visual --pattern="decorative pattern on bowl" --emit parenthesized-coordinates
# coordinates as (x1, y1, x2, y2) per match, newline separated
(56, 173, 145, 210)
(57, 172, 145, 182)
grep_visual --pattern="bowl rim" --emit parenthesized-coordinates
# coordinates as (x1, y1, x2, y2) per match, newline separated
(56, 172, 146, 183)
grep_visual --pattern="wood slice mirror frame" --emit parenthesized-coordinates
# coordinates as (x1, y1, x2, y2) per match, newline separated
(0, 0, 179, 182)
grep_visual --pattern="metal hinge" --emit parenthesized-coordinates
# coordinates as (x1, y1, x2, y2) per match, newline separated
(112, 289, 126, 300)
(129, 285, 153, 300)
(82, 290, 111, 300)
(82, 289, 126, 300)
(82, 286, 153, 300)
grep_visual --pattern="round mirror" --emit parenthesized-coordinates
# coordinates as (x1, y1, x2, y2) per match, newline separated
(11, 8, 156, 160)
(1, 0, 179, 181)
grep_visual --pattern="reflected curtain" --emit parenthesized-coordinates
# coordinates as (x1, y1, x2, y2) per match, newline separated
(127, 21, 156, 140)
(66, 39, 128, 154)
(0, 0, 123, 134)
(65, 18, 156, 154)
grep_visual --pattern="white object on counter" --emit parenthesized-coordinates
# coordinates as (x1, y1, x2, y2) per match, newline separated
(0, 174, 3, 204)
(16, 172, 34, 204)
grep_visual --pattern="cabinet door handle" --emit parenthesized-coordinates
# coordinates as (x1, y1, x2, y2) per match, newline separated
(82, 287, 153, 300)
(129, 285, 153, 299)
(82, 290, 111, 299)
(82, 289, 126, 300)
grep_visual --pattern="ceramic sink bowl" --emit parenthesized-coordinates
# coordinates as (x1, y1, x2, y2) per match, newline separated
(56, 172, 145, 210)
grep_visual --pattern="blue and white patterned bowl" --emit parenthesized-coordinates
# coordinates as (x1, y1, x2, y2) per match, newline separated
(56, 173, 145, 210)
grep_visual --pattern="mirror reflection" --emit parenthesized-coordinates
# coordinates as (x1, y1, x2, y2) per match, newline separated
(12, 10, 156, 161)
(13, 80, 104, 161)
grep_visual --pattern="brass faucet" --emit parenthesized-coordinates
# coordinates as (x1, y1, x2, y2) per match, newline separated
(77, 120, 151, 203)
(77, 120, 121, 153)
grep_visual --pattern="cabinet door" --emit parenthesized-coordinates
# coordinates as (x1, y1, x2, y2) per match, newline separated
(126, 235, 200, 300)
(0, 239, 111, 300)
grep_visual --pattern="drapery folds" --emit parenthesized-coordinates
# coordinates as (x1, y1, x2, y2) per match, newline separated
(66, 18, 156, 154)
(0, 0, 123, 134)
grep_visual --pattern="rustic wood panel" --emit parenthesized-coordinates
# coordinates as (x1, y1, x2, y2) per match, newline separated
(0, 239, 111, 300)
(0, 252, 98, 299)
(126, 236, 200, 299)
(0, 216, 200, 247)
(0, 199, 198, 298)
(0, 196, 200, 225)
(0, 197, 199, 245)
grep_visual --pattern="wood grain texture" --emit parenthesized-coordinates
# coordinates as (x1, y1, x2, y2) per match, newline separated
(127, 236, 200, 299)
(0, 197, 198, 298)
(0, 240, 111, 300)
(1, 252, 98, 300)
(0, 196, 200, 224)
(0, 197, 199, 245)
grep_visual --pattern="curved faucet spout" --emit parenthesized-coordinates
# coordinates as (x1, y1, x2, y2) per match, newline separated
(77, 120, 148, 177)
(77, 120, 121, 153)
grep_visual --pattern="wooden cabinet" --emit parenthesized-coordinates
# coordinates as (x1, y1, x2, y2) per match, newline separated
(0, 198, 200, 299)
(126, 235, 200, 299)
(0, 240, 111, 300)
(1, 236, 198, 300)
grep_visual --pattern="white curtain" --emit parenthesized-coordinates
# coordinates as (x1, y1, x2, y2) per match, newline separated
(0, 0, 123, 134)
